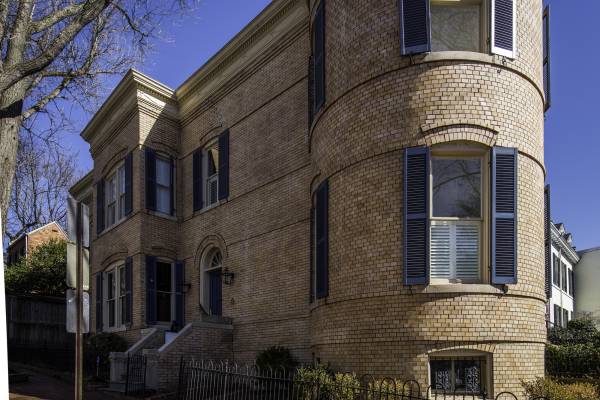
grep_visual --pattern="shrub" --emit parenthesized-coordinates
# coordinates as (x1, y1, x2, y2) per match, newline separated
(256, 346, 298, 373)
(548, 317, 600, 346)
(546, 344, 600, 378)
(295, 364, 335, 400)
(85, 332, 128, 379)
(522, 377, 598, 400)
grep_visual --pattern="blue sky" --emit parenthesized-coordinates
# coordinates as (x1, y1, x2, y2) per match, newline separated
(64, 0, 599, 250)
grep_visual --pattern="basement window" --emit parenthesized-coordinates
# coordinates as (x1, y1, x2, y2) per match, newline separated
(430, 356, 487, 395)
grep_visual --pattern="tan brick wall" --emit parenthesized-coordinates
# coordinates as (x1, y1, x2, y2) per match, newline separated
(81, 0, 547, 394)
(26, 223, 67, 253)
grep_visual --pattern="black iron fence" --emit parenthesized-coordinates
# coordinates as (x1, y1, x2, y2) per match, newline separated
(176, 359, 548, 400)
(126, 354, 147, 396)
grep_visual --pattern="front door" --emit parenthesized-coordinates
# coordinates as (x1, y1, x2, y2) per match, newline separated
(208, 269, 222, 316)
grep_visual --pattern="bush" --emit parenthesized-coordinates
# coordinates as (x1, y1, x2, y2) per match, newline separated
(548, 317, 600, 346)
(256, 346, 298, 373)
(295, 364, 335, 400)
(85, 332, 128, 379)
(4, 239, 67, 296)
(522, 377, 598, 400)
(546, 344, 600, 378)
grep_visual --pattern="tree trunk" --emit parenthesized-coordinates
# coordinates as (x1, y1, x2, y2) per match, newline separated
(0, 103, 23, 232)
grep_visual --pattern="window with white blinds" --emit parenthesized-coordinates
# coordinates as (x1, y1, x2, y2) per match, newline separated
(431, 221, 481, 281)
(430, 152, 484, 283)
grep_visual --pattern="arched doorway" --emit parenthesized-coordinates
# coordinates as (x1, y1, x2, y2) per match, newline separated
(202, 248, 222, 316)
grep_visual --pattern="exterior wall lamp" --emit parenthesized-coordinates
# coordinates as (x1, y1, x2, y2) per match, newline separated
(222, 268, 235, 285)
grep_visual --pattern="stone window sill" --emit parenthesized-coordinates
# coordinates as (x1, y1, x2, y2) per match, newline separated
(421, 284, 503, 295)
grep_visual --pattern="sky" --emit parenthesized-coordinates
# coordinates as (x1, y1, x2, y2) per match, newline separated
(63, 0, 599, 251)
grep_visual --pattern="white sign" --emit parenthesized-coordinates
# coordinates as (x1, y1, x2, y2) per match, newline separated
(66, 289, 90, 334)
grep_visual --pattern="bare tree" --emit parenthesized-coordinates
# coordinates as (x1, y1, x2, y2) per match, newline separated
(5, 132, 77, 241)
(0, 0, 192, 230)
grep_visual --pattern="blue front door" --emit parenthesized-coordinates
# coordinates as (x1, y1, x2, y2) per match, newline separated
(208, 270, 222, 316)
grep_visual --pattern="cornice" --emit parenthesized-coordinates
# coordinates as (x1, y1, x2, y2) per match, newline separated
(551, 223, 580, 264)
(69, 171, 94, 199)
(176, 0, 307, 122)
(81, 69, 176, 144)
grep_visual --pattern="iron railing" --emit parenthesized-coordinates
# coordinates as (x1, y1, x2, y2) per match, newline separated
(125, 353, 147, 396)
(176, 359, 549, 400)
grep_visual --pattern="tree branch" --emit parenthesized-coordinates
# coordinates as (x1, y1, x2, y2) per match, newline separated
(29, 2, 87, 34)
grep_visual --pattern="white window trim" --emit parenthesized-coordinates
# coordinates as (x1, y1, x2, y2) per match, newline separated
(104, 162, 126, 230)
(429, 146, 489, 284)
(155, 259, 176, 325)
(103, 263, 126, 332)
(199, 248, 222, 316)
(202, 141, 220, 210)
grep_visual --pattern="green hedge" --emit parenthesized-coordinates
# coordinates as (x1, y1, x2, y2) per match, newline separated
(522, 377, 598, 400)
(546, 344, 600, 378)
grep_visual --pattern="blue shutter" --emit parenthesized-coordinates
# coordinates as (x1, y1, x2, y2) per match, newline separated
(403, 147, 429, 285)
(175, 260, 185, 329)
(96, 180, 105, 234)
(544, 185, 551, 298)
(491, 0, 515, 57)
(543, 6, 551, 111)
(313, 0, 326, 112)
(492, 147, 518, 284)
(399, 0, 431, 55)
(218, 130, 230, 200)
(315, 180, 329, 299)
(193, 149, 203, 211)
(145, 256, 157, 325)
(125, 257, 133, 325)
(96, 273, 103, 332)
(145, 148, 156, 211)
(124, 151, 133, 216)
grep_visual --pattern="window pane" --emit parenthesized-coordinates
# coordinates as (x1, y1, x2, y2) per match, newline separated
(119, 194, 126, 219)
(108, 299, 115, 327)
(120, 297, 126, 325)
(455, 223, 480, 280)
(108, 272, 115, 299)
(207, 146, 219, 176)
(431, 223, 451, 279)
(430, 360, 452, 391)
(156, 186, 170, 214)
(454, 359, 482, 394)
(107, 204, 115, 226)
(120, 267, 126, 293)
(156, 262, 172, 292)
(156, 158, 171, 186)
(157, 292, 171, 322)
(432, 158, 481, 218)
(431, 1, 481, 52)
(119, 165, 126, 195)
(108, 176, 116, 202)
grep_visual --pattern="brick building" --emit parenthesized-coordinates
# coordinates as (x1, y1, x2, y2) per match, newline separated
(5, 221, 67, 266)
(71, 0, 551, 394)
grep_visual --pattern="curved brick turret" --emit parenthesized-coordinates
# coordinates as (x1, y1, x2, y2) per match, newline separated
(309, 0, 545, 395)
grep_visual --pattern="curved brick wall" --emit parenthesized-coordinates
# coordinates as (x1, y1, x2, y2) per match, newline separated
(309, 0, 545, 394)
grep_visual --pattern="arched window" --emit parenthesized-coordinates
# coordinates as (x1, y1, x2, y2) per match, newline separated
(202, 248, 222, 316)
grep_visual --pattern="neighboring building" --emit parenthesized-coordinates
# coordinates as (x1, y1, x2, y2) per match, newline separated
(575, 247, 600, 325)
(547, 222, 579, 328)
(5, 221, 67, 265)
(70, 0, 551, 395)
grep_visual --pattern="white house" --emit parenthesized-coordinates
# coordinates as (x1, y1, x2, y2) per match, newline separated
(548, 222, 579, 327)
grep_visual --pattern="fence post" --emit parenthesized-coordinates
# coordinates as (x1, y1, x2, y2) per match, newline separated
(125, 354, 131, 395)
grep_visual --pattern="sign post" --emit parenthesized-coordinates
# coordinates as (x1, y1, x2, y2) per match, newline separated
(67, 197, 90, 400)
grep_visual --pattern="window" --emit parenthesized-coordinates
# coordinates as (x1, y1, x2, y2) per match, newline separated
(560, 262, 567, 291)
(430, 0, 486, 52)
(156, 156, 172, 215)
(430, 356, 487, 395)
(156, 261, 174, 323)
(430, 149, 484, 283)
(312, 0, 325, 114)
(553, 305, 561, 328)
(202, 249, 222, 316)
(104, 264, 127, 329)
(205, 141, 219, 207)
(311, 181, 329, 300)
(105, 163, 126, 228)
(568, 269, 574, 296)
(552, 254, 559, 286)
(562, 308, 569, 327)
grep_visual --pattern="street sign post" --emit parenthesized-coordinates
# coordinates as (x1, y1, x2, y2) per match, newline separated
(66, 196, 90, 400)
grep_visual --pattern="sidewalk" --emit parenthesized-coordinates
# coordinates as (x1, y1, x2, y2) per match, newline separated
(8, 365, 128, 400)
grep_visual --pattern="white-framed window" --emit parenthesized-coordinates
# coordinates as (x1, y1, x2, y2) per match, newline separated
(105, 163, 126, 228)
(155, 155, 172, 215)
(204, 141, 219, 208)
(104, 264, 126, 330)
(156, 260, 175, 323)
(430, 145, 487, 283)
(430, 354, 488, 395)
(430, 0, 488, 53)
(201, 248, 222, 316)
